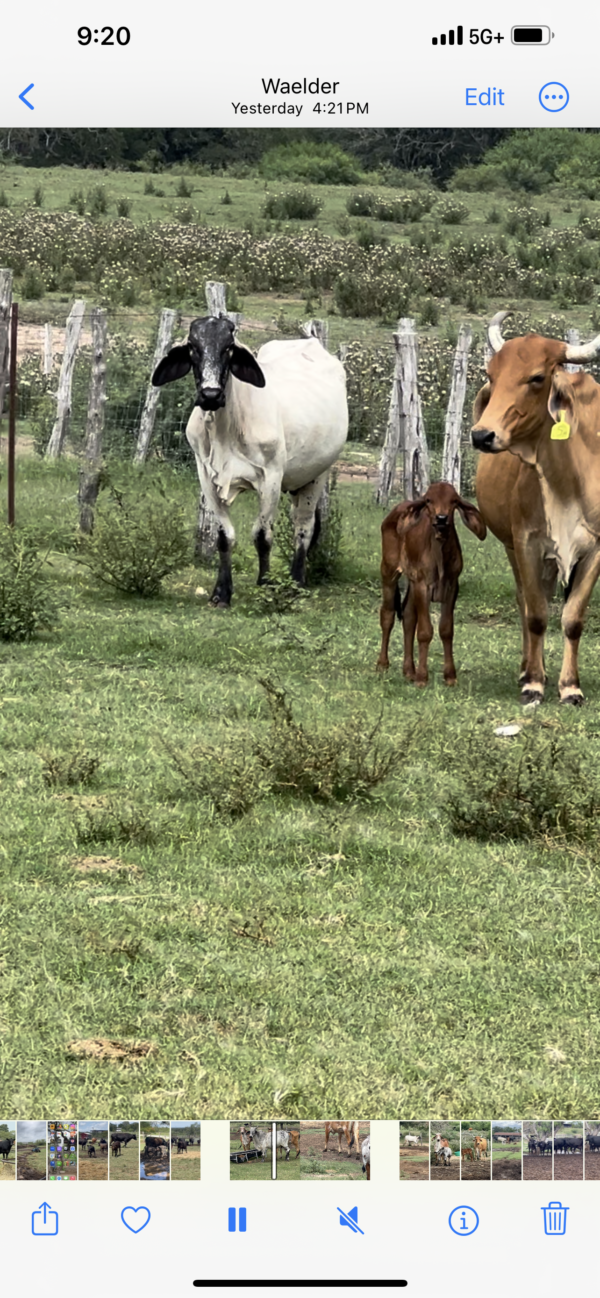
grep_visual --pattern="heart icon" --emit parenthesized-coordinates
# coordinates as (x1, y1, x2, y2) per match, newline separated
(121, 1206, 151, 1233)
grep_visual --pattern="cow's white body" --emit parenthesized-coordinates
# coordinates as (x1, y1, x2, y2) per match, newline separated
(186, 337, 348, 542)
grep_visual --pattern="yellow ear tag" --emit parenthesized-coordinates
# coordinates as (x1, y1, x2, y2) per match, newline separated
(551, 409, 570, 440)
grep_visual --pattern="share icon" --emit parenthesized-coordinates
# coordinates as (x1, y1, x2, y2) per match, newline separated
(337, 1207, 364, 1234)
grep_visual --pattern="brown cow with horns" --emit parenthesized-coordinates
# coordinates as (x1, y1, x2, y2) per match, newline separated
(472, 312, 600, 705)
(377, 481, 486, 685)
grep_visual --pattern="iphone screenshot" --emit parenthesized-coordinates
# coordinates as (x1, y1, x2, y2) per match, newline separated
(0, 2, 599, 1293)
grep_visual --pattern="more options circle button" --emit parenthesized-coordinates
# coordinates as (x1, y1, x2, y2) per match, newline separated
(539, 81, 569, 112)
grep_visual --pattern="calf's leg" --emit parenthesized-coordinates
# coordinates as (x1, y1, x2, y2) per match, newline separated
(439, 583, 458, 685)
(412, 583, 433, 686)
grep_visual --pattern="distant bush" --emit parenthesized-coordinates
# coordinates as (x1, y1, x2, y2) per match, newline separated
(0, 190, 8, 209)
(163, 740, 264, 818)
(174, 203, 196, 224)
(21, 264, 45, 299)
(0, 527, 55, 641)
(80, 489, 191, 596)
(88, 184, 109, 216)
(116, 197, 132, 217)
(175, 176, 193, 198)
(346, 191, 434, 222)
(73, 798, 160, 845)
(33, 185, 44, 208)
(504, 205, 547, 236)
(436, 198, 469, 225)
(261, 141, 363, 185)
(70, 188, 86, 215)
(262, 188, 321, 220)
(354, 222, 388, 250)
(419, 297, 440, 326)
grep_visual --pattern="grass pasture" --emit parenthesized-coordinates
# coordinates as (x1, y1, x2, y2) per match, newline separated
(3, 454, 600, 1117)
(170, 1143, 201, 1180)
(4, 128, 600, 1121)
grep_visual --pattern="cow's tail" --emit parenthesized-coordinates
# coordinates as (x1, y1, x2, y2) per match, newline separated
(308, 503, 322, 554)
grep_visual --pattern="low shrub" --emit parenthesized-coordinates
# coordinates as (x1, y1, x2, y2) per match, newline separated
(40, 748, 100, 788)
(162, 740, 264, 818)
(33, 185, 44, 208)
(116, 197, 132, 217)
(174, 203, 196, 224)
(21, 264, 45, 299)
(436, 198, 469, 225)
(250, 573, 311, 616)
(447, 725, 600, 845)
(419, 297, 440, 326)
(88, 184, 108, 217)
(0, 190, 9, 209)
(261, 141, 363, 186)
(79, 488, 191, 596)
(254, 679, 398, 802)
(72, 798, 159, 845)
(0, 527, 55, 641)
(70, 188, 86, 216)
(262, 188, 322, 220)
(175, 176, 193, 198)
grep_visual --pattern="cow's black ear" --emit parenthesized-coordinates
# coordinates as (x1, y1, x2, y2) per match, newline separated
(152, 345, 192, 386)
(230, 344, 266, 388)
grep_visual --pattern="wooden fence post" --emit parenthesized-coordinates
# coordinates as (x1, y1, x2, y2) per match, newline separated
(377, 318, 430, 504)
(42, 323, 53, 376)
(133, 308, 177, 464)
(0, 269, 13, 424)
(78, 308, 108, 535)
(441, 324, 472, 490)
(376, 320, 403, 507)
(565, 327, 581, 374)
(45, 299, 85, 458)
(303, 318, 329, 350)
(205, 281, 242, 329)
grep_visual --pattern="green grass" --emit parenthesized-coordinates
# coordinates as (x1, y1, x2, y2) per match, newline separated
(3, 457, 600, 1117)
(108, 1136, 139, 1180)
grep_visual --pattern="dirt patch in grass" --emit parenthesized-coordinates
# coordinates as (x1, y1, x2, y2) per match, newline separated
(71, 854, 141, 875)
(66, 1037, 155, 1062)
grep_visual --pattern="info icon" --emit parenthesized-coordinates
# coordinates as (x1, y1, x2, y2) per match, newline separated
(449, 1205, 479, 1236)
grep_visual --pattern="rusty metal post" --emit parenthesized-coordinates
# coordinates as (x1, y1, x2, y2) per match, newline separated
(8, 302, 18, 526)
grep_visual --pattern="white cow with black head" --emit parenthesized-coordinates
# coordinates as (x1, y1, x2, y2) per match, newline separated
(152, 316, 348, 607)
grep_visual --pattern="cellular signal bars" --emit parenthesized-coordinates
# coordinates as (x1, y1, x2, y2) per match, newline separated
(432, 26, 463, 46)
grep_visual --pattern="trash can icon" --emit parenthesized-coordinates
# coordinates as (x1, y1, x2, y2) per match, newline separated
(542, 1202, 569, 1235)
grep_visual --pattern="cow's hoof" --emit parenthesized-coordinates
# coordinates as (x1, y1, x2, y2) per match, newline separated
(444, 676, 458, 687)
(520, 687, 543, 707)
(210, 598, 231, 610)
(376, 660, 389, 672)
(414, 679, 428, 689)
(560, 687, 584, 706)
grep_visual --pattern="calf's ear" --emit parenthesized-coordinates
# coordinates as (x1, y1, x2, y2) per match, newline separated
(230, 344, 266, 388)
(457, 496, 487, 540)
(472, 383, 491, 423)
(152, 344, 192, 386)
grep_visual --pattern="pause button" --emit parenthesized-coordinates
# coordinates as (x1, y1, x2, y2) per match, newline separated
(228, 1208, 247, 1232)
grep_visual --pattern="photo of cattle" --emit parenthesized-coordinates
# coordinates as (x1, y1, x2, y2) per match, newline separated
(430, 1123, 460, 1180)
(300, 1121, 369, 1180)
(584, 1123, 600, 1179)
(230, 1122, 275, 1181)
(3, 124, 600, 1121)
(47, 1121, 77, 1180)
(491, 1122, 522, 1180)
(170, 1122, 201, 1180)
(108, 1122, 139, 1181)
(523, 1121, 553, 1180)
(399, 1122, 429, 1181)
(78, 1122, 108, 1180)
(140, 1121, 170, 1180)
(460, 1122, 490, 1180)
(0, 1122, 16, 1181)
(552, 1122, 583, 1181)
(16, 1121, 46, 1180)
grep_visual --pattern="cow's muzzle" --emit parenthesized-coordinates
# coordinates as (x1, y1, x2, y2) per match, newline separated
(197, 386, 226, 411)
(471, 428, 498, 453)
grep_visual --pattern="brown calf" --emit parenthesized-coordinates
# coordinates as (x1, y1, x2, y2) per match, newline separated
(377, 481, 486, 686)
(462, 1147, 475, 1162)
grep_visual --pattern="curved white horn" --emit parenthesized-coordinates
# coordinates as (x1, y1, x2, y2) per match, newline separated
(487, 310, 511, 354)
(565, 334, 600, 363)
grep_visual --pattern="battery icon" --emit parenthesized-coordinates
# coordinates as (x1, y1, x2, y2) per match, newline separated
(511, 25, 553, 44)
